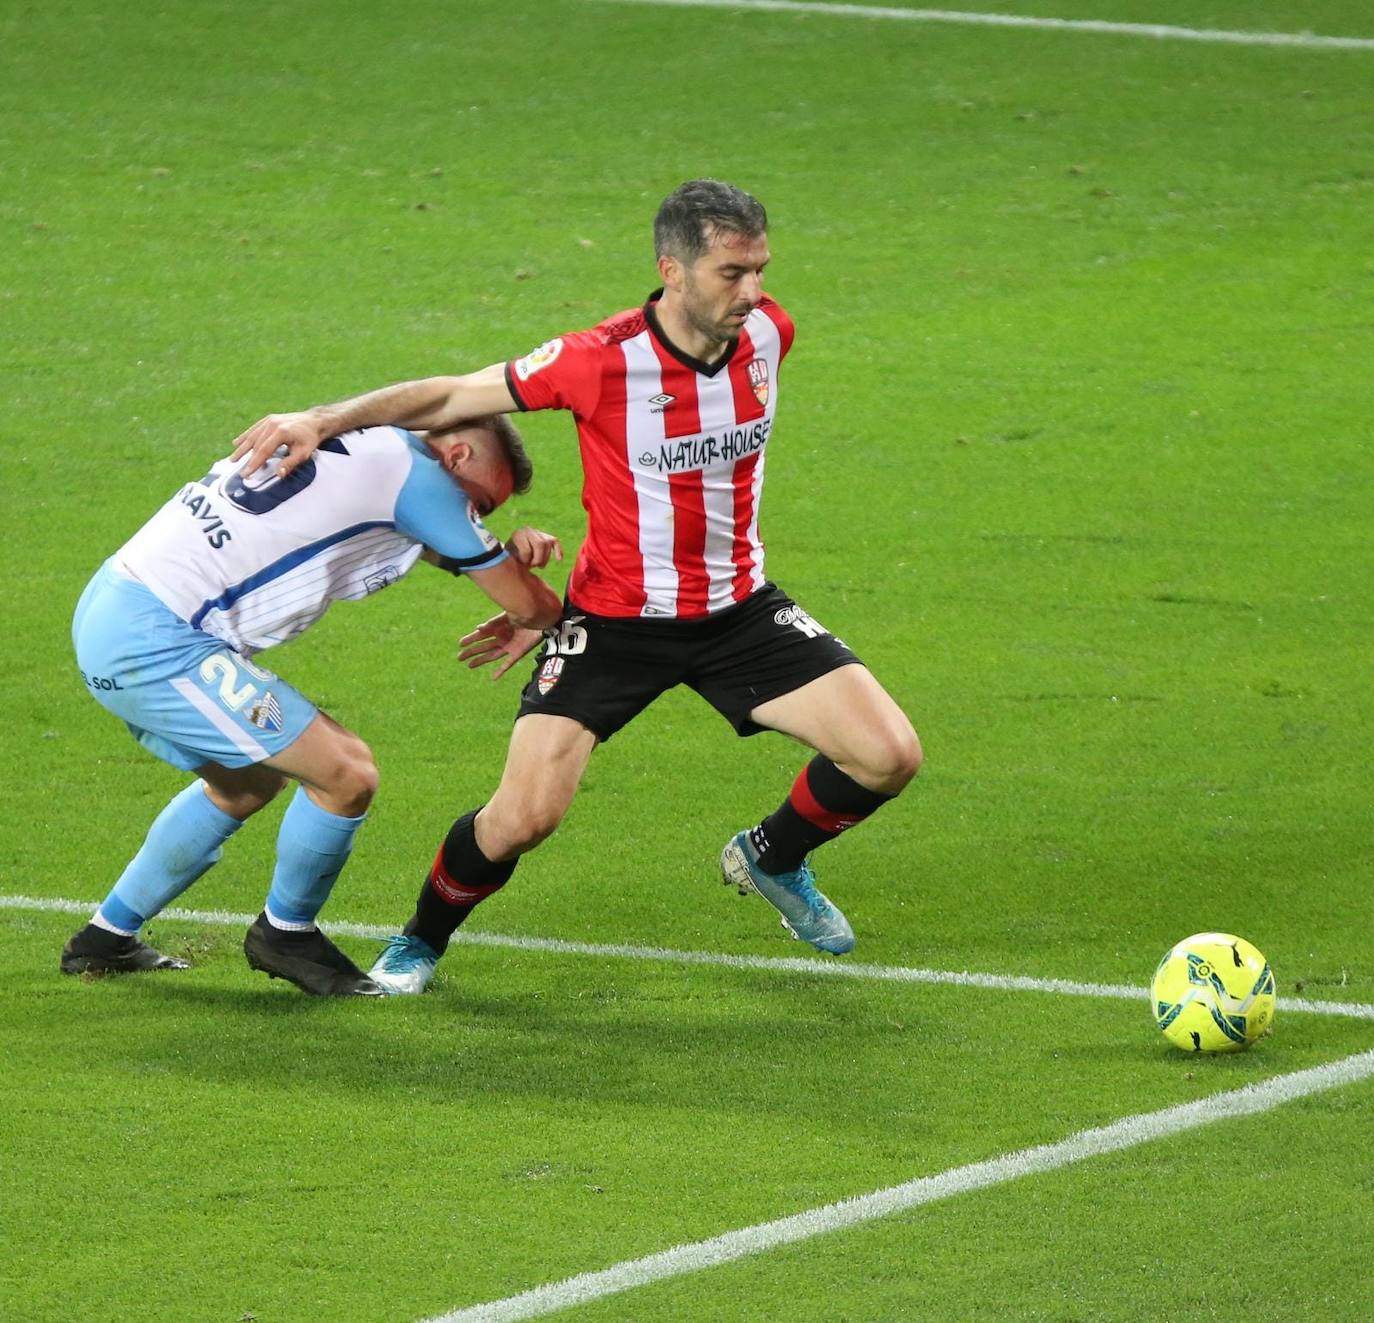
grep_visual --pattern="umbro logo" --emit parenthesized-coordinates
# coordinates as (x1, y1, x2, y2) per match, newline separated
(648, 393, 676, 413)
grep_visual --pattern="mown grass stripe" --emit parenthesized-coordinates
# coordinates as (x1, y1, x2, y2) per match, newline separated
(5, 892, 1370, 1020)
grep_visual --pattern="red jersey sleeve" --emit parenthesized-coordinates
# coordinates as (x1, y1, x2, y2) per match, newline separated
(757, 295, 795, 361)
(504, 330, 605, 417)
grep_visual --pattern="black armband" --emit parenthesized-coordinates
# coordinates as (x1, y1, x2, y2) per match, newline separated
(433, 545, 506, 577)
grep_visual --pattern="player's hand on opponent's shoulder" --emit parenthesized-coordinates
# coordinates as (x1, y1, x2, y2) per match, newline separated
(230, 409, 328, 478)
(505, 527, 563, 569)
(458, 613, 545, 681)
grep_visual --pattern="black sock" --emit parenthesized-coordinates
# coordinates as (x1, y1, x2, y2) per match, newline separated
(403, 809, 516, 955)
(751, 756, 894, 875)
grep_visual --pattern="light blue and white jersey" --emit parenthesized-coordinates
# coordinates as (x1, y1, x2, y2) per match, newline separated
(115, 426, 506, 655)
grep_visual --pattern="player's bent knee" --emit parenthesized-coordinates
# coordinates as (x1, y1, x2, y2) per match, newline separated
(320, 748, 379, 817)
(343, 756, 380, 814)
(511, 803, 565, 850)
(869, 722, 923, 794)
(483, 796, 568, 857)
(896, 724, 923, 782)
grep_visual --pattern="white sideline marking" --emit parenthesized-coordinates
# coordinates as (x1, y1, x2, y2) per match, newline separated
(429, 1049, 1374, 1323)
(4, 892, 1372, 1021)
(603, 0, 1374, 51)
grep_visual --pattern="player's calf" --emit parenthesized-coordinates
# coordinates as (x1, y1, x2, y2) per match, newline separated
(751, 753, 903, 877)
(62, 779, 246, 977)
(722, 750, 914, 953)
(369, 808, 515, 994)
(201, 762, 290, 821)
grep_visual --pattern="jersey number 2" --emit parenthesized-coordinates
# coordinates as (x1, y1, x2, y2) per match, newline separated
(201, 652, 274, 711)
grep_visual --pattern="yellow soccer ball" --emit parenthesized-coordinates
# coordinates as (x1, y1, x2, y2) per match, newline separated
(1150, 932, 1276, 1052)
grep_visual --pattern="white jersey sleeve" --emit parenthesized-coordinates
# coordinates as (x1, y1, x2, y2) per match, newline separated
(115, 427, 438, 655)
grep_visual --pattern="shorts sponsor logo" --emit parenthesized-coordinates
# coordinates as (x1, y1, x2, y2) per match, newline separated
(537, 656, 564, 695)
(247, 691, 284, 733)
(81, 670, 124, 692)
(748, 357, 770, 407)
(514, 337, 564, 381)
(364, 565, 400, 592)
(774, 605, 829, 639)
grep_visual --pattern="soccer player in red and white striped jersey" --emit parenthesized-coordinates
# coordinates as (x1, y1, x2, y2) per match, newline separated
(231, 180, 922, 991)
(500, 280, 791, 620)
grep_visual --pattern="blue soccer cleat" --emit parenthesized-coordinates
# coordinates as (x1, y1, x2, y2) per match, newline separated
(720, 831, 855, 954)
(369, 934, 440, 996)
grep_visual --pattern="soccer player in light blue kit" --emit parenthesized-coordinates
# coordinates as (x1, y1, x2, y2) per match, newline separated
(64, 417, 564, 995)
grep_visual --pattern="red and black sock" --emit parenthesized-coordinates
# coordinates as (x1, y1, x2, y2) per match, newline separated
(749, 755, 894, 875)
(403, 809, 515, 955)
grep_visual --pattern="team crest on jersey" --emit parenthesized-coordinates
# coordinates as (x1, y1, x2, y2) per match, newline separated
(747, 358, 769, 406)
(247, 691, 284, 734)
(537, 656, 564, 695)
(514, 337, 564, 382)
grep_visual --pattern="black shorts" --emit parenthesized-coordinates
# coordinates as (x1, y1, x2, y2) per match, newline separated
(516, 583, 862, 742)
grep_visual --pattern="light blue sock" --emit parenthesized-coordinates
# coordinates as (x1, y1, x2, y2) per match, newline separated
(96, 782, 243, 934)
(264, 786, 366, 929)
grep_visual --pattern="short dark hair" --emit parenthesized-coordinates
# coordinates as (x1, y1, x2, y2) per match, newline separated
(473, 414, 533, 495)
(653, 179, 768, 263)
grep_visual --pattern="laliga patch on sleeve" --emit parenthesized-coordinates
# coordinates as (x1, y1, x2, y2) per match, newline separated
(513, 337, 564, 381)
(467, 501, 502, 550)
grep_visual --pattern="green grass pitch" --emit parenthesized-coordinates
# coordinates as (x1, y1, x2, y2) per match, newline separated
(2, 2, 1373, 1319)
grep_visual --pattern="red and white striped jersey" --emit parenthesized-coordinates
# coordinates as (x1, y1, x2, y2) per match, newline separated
(504, 291, 795, 619)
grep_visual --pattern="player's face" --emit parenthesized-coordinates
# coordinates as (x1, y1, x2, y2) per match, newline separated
(678, 228, 770, 346)
(440, 430, 514, 517)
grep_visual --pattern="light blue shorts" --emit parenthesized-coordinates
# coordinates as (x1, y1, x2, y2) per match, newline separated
(72, 563, 317, 772)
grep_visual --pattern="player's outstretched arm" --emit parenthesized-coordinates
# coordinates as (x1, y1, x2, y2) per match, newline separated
(465, 557, 562, 635)
(229, 364, 517, 478)
(447, 529, 563, 678)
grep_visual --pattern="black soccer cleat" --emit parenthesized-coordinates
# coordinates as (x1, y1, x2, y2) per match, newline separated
(243, 912, 384, 997)
(60, 923, 191, 975)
